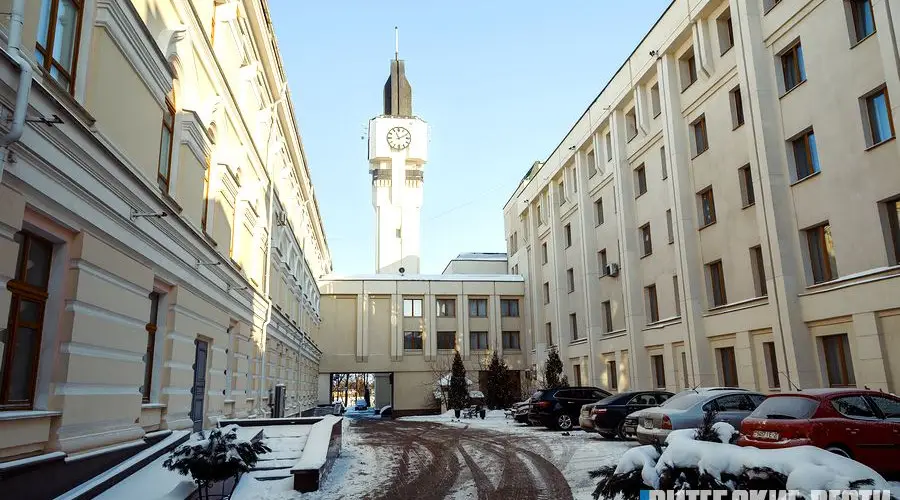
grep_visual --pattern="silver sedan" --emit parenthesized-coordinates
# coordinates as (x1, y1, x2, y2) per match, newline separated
(636, 389, 765, 445)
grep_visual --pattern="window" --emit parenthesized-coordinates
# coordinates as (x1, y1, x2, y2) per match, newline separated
(143, 292, 161, 403)
(626, 108, 638, 141)
(607, 360, 618, 390)
(605, 132, 613, 160)
(573, 364, 582, 386)
(698, 187, 717, 227)
(780, 42, 806, 92)
(602, 301, 613, 333)
(569, 313, 579, 341)
(502, 331, 520, 350)
(537, 202, 543, 225)
(403, 331, 423, 350)
(806, 223, 836, 284)
(158, 94, 176, 193)
(509, 232, 518, 255)
(870, 395, 900, 419)
(595, 199, 604, 226)
(707, 260, 727, 307)
(717, 347, 738, 387)
(2, 232, 53, 409)
(587, 149, 597, 177)
(884, 198, 900, 264)
(201, 160, 211, 232)
(765, 0, 782, 12)
(763, 341, 781, 388)
(681, 351, 689, 388)
(566, 268, 575, 293)
(718, 10, 734, 54)
(750, 245, 767, 297)
(437, 331, 456, 351)
(680, 49, 698, 90)
(35, 0, 83, 92)
(436, 298, 456, 318)
(822, 334, 854, 387)
(564, 223, 572, 247)
(660, 146, 668, 179)
(666, 209, 674, 244)
(571, 167, 578, 193)
(673, 275, 681, 316)
(403, 298, 423, 317)
(791, 129, 820, 180)
(598, 249, 608, 276)
(635, 164, 647, 196)
(691, 115, 708, 156)
(511, 264, 518, 275)
(640, 223, 652, 256)
(541, 242, 548, 264)
(545, 322, 553, 344)
(543, 282, 550, 304)
(646, 284, 659, 323)
(650, 84, 661, 117)
(832, 396, 875, 418)
(468, 298, 487, 317)
(500, 299, 519, 317)
(848, 0, 875, 43)
(557, 180, 566, 205)
(863, 87, 894, 146)
(739, 165, 755, 207)
(652, 355, 666, 389)
(730, 86, 745, 128)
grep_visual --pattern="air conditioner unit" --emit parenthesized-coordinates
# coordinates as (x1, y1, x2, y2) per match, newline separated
(606, 263, 620, 277)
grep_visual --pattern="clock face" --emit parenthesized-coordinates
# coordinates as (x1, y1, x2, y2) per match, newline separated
(386, 127, 411, 150)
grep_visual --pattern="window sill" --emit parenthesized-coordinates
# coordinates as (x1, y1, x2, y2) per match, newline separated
(741, 201, 756, 210)
(732, 122, 744, 131)
(635, 191, 647, 200)
(569, 338, 588, 346)
(640, 252, 653, 259)
(160, 191, 183, 214)
(720, 45, 734, 57)
(602, 329, 627, 338)
(203, 232, 218, 247)
(864, 136, 896, 152)
(699, 220, 717, 231)
(850, 31, 876, 50)
(779, 79, 807, 99)
(0, 410, 62, 421)
(790, 170, 821, 187)
(703, 296, 768, 316)
(691, 148, 709, 160)
(403, 350, 423, 355)
(681, 81, 696, 93)
(653, 112, 662, 119)
(141, 403, 166, 410)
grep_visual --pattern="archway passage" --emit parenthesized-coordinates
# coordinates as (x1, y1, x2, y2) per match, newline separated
(330, 372, 393, 417)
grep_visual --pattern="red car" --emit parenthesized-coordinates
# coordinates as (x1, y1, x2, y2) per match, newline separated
(738, 389, 900, 478)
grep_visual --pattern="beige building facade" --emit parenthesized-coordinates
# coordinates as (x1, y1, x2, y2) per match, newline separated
(505, 0, 900, 396)
(0, 0, 329, 474)
(316, 274, 527, 416)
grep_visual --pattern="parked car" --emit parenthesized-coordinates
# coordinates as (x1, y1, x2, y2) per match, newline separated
(580, 390, 674, 439)
(737, 389, 900, 478)
(636, 389, 765, 445)
(512, 399, 531, 425)
(529, 386, 611, 431)
(621, 388, 744, 439)
(354, 398, 368, 411)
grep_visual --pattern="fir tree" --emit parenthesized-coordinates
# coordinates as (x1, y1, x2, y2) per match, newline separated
(560, 374, 570, 387)
(448, 350, 468, 410)
(544, 348, 564, 388)
(485, 351, 513, 409)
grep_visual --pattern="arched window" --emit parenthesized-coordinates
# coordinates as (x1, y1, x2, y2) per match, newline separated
(157, 91, 176, 193)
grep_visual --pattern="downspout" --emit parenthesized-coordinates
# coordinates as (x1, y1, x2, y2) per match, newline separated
(0, 0, 34, 181)
(258, 86, 287, 416)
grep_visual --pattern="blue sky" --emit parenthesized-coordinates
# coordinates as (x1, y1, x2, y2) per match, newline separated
(268, 1, 672, 275)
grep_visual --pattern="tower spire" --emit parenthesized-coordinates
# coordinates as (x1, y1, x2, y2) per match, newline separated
(394, 26, 399, 61)
(383, 27, 412, 116)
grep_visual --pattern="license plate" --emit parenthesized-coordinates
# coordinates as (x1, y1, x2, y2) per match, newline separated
(752, 430, 780, 440)
(643, 418, 654, 428)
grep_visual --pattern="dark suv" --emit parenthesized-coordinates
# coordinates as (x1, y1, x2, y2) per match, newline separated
(529, 386, 611, 430)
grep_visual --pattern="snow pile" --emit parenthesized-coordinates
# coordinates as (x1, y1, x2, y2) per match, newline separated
(592, 423, 894, 500)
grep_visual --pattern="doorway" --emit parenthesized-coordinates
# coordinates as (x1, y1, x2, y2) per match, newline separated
(191, 339, 209, 432)
(330, 372, 393, 416)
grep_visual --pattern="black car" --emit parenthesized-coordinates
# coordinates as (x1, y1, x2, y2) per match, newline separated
(529, 386, 611, 431)
(579, 390, 673, 439)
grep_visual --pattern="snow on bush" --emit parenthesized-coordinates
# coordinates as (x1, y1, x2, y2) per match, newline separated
(591, 421, 894, 500)
(163, 425, 271, 487)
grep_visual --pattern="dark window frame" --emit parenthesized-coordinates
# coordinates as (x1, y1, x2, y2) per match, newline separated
(437, 331, 456, 351)
(35, 0, 84, 94)
(500, 299, 519, 317)
(646, 284, 659, 323)
(698, 186, 717, 227)
(781, 42, 806, 92)
(468, 298, 488, 318)
(691, 115, 709, 157)
(158, 93, 177, 193)
(403, 331, 424, 351)
(806, 223, 835, 284)
(470, 331, 489, 350)
(708, 260, 727, 307)
(501, 331, 520, 350)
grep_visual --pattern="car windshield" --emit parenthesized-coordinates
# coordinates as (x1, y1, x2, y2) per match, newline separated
(749, 396, 819, 419)
(531, 391, 543, 401)
(660, 393, 707, 410)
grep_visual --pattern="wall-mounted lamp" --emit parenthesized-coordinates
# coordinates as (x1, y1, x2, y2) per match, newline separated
(130, 208, 167, 221)
(649, 50, 658, 57)
(567, 145, 576, 151)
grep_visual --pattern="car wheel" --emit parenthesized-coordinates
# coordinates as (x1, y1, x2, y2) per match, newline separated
(616, 421, 629, 440)
(556, 413, 573, 431)
(826, 445, 852, 459)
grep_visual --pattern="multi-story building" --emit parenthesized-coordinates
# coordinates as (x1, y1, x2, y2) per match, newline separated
(0, 0, 329, 482)
(505, 0, 900, 395)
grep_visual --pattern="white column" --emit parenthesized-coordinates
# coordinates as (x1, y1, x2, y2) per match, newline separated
(459, 293, 468, 359)
(574, 145, 599, 386)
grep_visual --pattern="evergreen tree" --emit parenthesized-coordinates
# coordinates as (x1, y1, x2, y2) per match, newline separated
(485, 351, 513, 409)
(560, 374, 570, 387)
(544, 348, 564, 388)
(448, 350, 468, 410)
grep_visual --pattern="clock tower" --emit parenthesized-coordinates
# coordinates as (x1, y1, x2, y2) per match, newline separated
(368, 50, 428, 274)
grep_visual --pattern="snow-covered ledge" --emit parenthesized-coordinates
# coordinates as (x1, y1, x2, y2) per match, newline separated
(290, 415, 343, 492)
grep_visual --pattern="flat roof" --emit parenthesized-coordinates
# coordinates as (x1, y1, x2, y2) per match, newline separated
(322, 273, 523, 282)
(451, 252, 508, 261)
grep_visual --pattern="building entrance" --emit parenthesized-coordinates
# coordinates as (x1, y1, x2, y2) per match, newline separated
(330, 372, 393, 414)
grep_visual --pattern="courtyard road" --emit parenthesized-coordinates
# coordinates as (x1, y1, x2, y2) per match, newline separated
(353, 419, 579, 500)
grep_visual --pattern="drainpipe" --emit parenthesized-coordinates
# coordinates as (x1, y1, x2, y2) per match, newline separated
(0, 0, 33, 181)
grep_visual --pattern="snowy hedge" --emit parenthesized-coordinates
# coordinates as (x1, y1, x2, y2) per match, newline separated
(591, 422, 895, 500)
(163, 425, 271, 486)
